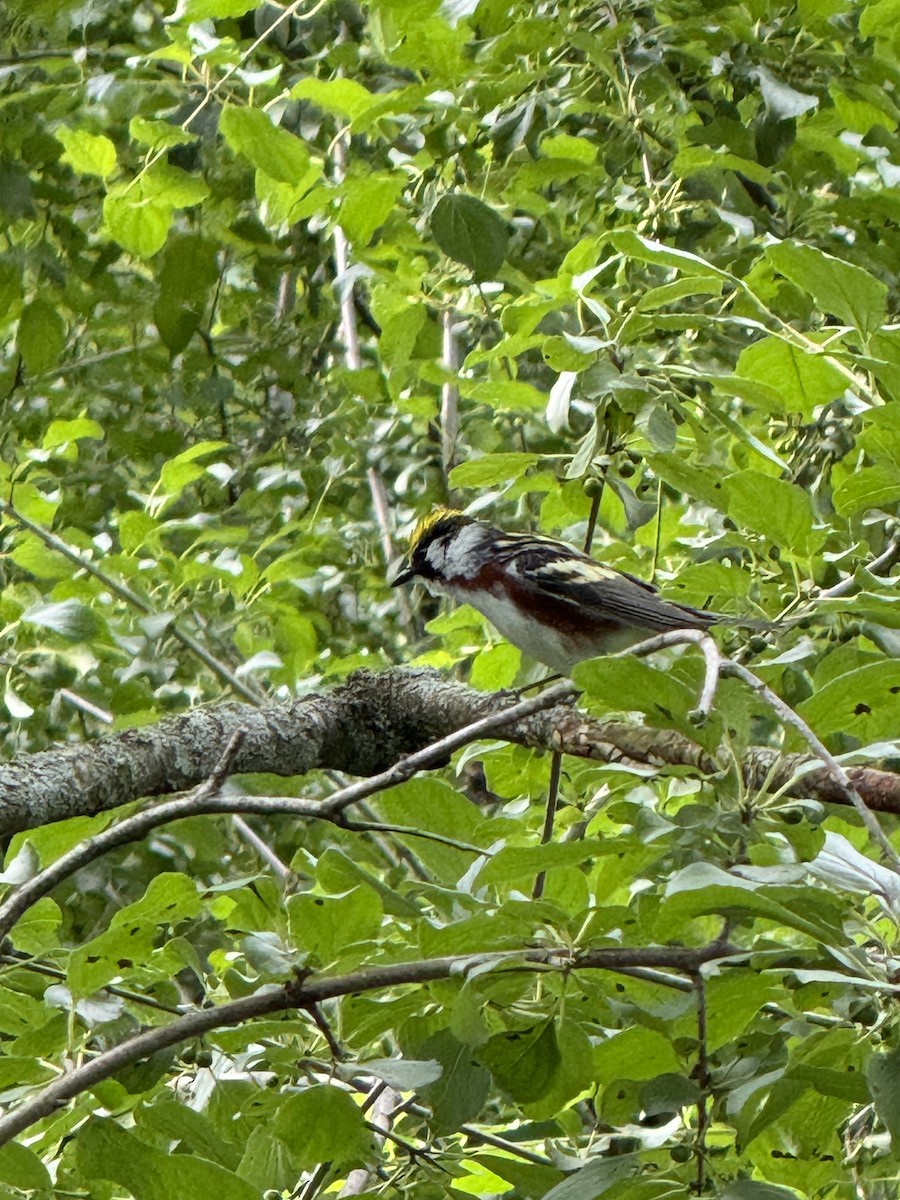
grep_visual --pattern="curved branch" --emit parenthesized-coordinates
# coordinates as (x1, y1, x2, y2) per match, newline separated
(0, 942, 733, 1150)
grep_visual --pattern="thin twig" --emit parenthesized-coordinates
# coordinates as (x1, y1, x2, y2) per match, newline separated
(533, 752, 563, 900)
(231, 815, 292, 881)
(318, 680, 576, 817)
(722, 659, 900, 869)
(815, 537, 900, 601)
(0, 501, 262, 704)
(693, 971, 710, 1194)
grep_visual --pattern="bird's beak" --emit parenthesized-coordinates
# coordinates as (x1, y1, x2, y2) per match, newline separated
(390, 558, 416, 587)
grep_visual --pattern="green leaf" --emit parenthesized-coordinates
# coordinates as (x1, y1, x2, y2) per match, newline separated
(20, 599, 98, 640)
(0, 1057, 55, 1088)
(593, 1027, 681, 1083)
(476, 839, 604, 887)
(219, 106, 310, 186)
(0, 1142, 51, 1192)
(572, 657, 713, 744)
(339, 173, 403, 246)
(77, 1118, 259, 1200)
(17, 299, 65, 375)
(291, 77, 380, 122)
(478, 1020, 561, 1104)
(339, 1057, 443, 1090)
(129, 116, 196, 150)
(138, 1101, 238, 1169)
(449, 452, 539, 488)
(103, 192, 172, 258)
(636, 275, 723, 311)
(55, 126, 117, 179)
(865, 1047, 900, 1145)
(798, 660, 900, 742)
(542, 1154, 638, 1200)
(832, 464, 900, 516)
(721, 1183, 806, 1200)
(154, 234, 219, 353)
(169, 0, 256, 17)
(462, 380, 546, 410)
(419, 1030, 492, 1133)
(736, 337, 846, 417)
(286, 885, 383, 966)
(273, 1086, 372, 1170)
(767, 240, 887, 337)
(541, 133, 598, 163)
(43, 418, 104, 448)
(610, 230, 726, 277)
(431, 194, 509, 280)
(724, 470, 819, 555)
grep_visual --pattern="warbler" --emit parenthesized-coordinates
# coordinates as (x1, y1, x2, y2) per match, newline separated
(391, 508, 744, 673)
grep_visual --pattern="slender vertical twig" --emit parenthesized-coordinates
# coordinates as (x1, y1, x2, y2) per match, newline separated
(441, 309, 460, 494)
(693, 971, 710, 1194)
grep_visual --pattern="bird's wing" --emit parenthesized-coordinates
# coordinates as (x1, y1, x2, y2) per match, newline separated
(493, 535, 715, 631)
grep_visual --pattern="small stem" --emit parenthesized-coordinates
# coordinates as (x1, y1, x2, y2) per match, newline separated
(533, 752, 562, 900)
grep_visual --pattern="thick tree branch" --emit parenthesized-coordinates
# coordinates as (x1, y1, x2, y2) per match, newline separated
(0, 668, 898, 840)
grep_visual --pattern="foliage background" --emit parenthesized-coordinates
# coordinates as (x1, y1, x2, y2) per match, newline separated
(2, 0, 900, 1196)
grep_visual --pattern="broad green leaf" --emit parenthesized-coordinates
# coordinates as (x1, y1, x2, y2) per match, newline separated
(154, 234, 219, 353)
(0, 260, 23, 322)
(420, 1030, 492, 1133)
(17, 299, 65, 375)
(611, 230, 726, 277)
(169, 0, 256, 17)
(767, 240, 887, 337)
(431, 194, 509, 280)
(832, 464, 900, 516)
(77, 1118, 258, 1200)
(129, 116, 196, 150)
(55, 126, 116, 178)
(865, 1047, 900, 1145)
(219, 106, 310, 186)
(798, 660, 900, 741)
(286, 885, 383, 966)
(542, 1154, 638, 1200)
(725, 470, 819, 555)
(721, 1183, 806, 1200)
(20, 599, 98, 640)
(637, 275, 723, 310)
(449, 452, 539, 488)
(273, 1086, 371, 1169)
(43, 418, 104, 448)
(673, 145, 772, 183)
(110, 872, 201, 929)
(103, 192, 172, 258)
(339, 172, 403, 246)
(736, 337, 846, 417)
(291, 77, 380, 121)
(541, 133, 598, 163)
(463, 380, 546, 410)
(478, 1020, 560, 1104)
(573, 657, 718, 747)
(476, 839, 604, 887)
(593, 1028, 681, 1082)
(0, 1056, 54, 1088)
(0, 1142, 51, 1192)
(339, 1057, 443, 1089)
(139, 163, 209, 207)
(138, 1101, 239, 1170)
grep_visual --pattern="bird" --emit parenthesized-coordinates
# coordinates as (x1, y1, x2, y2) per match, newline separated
(391, 508, 749, 673)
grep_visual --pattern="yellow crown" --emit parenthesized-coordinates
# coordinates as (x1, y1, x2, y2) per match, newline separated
(407, 507, 466, 552)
